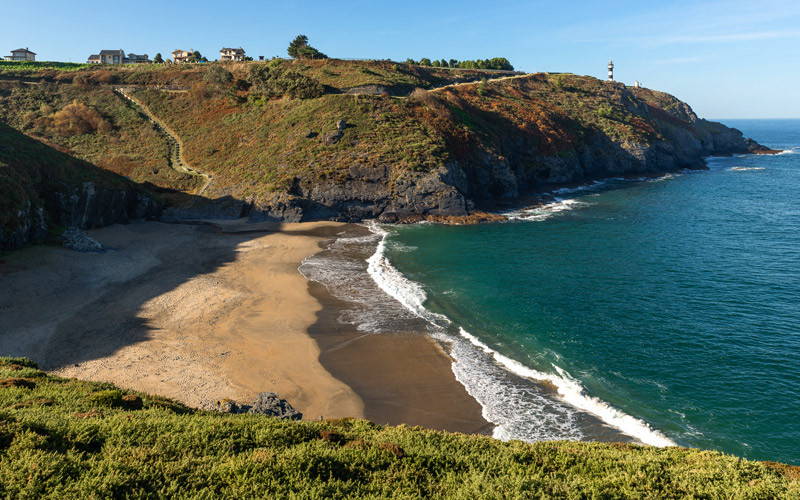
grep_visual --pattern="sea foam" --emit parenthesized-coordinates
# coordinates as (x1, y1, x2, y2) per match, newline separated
(364, 222, 678, 448)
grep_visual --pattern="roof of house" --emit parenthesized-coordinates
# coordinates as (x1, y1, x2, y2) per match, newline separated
(88, 55, 101, 60)
(220, 47, 245, 54)
(128, 53, 149, 58)
(11, 48, 36, 55)
(99, 49, 125, 56)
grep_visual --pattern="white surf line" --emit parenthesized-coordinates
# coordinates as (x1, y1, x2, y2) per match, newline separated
(363, 221, 678, 448)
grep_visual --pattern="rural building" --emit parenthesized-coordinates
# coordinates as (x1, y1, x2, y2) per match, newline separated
(219, 47, 245, 61)
(127, 53, 150, 64)
(4, 48, 36, 61)
(87, 49, 126, 64)
(172, 49, 192, 63)
(87, 50, 151, 64)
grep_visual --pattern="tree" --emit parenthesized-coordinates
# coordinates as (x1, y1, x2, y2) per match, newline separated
(287, 35, 308, 58)
(188, 51, 208, 63)
(432, 59, 441, 67)
(153, 53, 164, 64)
(449, 59, 458, 68)
(287, 35, 328, 60)
(439, 59, 448, 68)
(419, 58, 432, 67)
(405, 58, 417, 65)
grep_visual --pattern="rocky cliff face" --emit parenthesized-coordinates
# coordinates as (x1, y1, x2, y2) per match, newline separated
(0, 121, 161, 251)
(1, 180, 160, 251)
(228, 78, 776, 223)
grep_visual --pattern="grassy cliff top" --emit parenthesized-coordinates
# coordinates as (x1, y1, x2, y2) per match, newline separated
(0, 59, 514, 91)
(1, 357, 798, 498)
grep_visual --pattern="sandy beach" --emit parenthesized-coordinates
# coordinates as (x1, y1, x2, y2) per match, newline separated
(0, 219, 488, 433)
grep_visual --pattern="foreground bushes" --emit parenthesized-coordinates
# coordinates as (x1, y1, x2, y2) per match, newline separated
(0, 357, 798, 498)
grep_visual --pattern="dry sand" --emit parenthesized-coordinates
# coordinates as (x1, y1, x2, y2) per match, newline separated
(0, 219, 489, 433)
(1, 220, 360, 418)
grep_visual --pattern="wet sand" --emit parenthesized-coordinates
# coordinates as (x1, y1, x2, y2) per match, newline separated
(308, 280, 491, 434)
(0, 219, 489, 434)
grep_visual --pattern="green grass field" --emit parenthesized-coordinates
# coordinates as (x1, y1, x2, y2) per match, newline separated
(1, 358, 797, 498)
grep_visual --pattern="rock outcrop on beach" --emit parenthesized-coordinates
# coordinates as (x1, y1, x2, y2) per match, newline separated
(211, 392, 303, 420)
(0, 61, 779, 233)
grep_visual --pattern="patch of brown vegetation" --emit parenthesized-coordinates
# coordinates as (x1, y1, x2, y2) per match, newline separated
(379, 442, 404, 458)
(51, 100, 110, 137)
(0, 378, 36, 389)
(6, 398, 53, 410)
(319, 430, 346, 445)
(121, 394, 143, 410)
(763, 462, 800, 481)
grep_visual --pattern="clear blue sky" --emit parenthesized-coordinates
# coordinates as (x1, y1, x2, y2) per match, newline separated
(4, 0, 799, 118)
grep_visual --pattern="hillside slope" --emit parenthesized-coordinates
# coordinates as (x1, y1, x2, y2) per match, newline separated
(128, 64, 777, 222)
(0, 60, 777, 229)
(0, 122, 158, 250)
(0, 357, 797, 498)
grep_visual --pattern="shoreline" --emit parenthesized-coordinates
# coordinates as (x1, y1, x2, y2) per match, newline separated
(0, 220, 363, 418)
(0, 219, 489, 435)
(306, 277, 492, 434)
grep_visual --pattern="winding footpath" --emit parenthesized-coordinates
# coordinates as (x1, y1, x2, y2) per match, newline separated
(114, 88, 213, 197)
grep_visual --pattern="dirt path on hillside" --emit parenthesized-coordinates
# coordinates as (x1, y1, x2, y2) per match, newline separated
(115, 88, 213, 197)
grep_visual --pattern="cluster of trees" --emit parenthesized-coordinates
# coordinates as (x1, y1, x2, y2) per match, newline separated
(287, 35, 327, 60)
(247, 63, 324, 99)
(405, 57, 514, 71)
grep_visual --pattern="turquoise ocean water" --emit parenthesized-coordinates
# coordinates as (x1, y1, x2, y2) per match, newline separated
(373, 120, 800, 464)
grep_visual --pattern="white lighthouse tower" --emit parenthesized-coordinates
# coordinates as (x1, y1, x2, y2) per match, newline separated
(608, 60, 614, 81)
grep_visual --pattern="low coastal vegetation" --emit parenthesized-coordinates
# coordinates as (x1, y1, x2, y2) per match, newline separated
(405, 57, 514, 71)
(0, 58, 773, 248)
(1, 358, 797, 498)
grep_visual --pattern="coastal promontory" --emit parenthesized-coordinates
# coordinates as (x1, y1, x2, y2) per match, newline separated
(0, 59, 777, 248)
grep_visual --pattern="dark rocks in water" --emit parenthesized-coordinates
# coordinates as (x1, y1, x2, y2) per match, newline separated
(210, 392, 302, 420)
(247, 392, 302, 420)
(321, 130, 343, 145)
(62, 227, 104, 252)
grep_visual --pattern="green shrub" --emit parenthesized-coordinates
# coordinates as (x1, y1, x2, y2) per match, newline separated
(202, 65, 233, 87)
(248, 65, 323, 100)
(596, 105, 613, 119)
(0, 357, 798, 498)
(87, 389, 123, 407)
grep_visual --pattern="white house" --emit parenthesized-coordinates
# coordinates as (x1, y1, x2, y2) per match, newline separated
(219, 47, 245, 62)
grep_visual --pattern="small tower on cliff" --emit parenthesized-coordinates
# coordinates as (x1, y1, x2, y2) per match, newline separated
(608, 60, 614, 81)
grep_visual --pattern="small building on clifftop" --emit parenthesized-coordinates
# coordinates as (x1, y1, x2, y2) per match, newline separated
(4, 48, 36, 61)
(219, 47, 245, 62)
